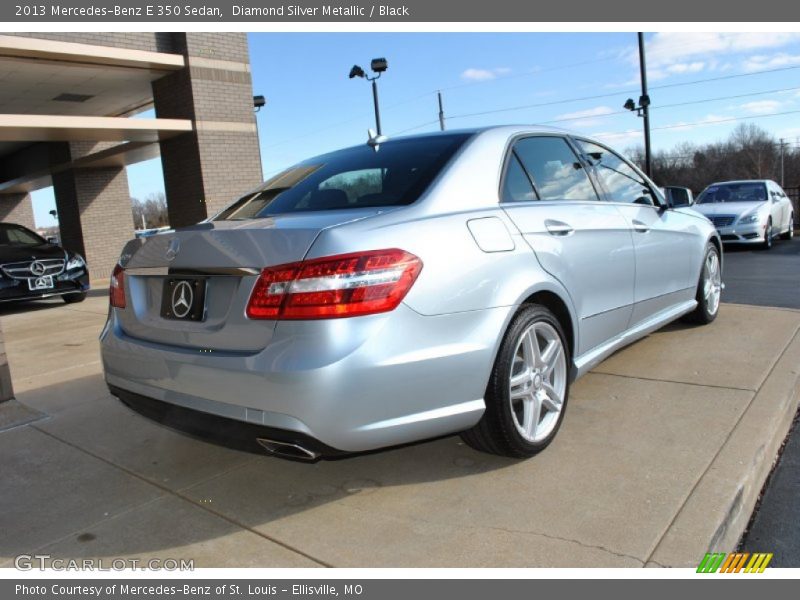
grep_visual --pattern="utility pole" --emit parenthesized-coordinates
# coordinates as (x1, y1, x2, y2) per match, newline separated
(437, 90, 446, 131)
(779, 138, 786, 187)
(637, 32, 653, 178)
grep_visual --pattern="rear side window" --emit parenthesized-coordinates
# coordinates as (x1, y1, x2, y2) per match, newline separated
(577, 140, 653, 205)
(512, 136, 599, 202)
(215, 134, 471, 220)
(502, 153, 538, 203)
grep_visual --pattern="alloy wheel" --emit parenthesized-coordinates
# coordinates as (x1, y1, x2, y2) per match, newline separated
(508, 321, 567, 443)
(703, 250, 722, 316)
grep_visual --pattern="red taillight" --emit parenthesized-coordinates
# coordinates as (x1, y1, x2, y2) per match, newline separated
(110, 263, 126, 308)
(246, 249, 422, 320)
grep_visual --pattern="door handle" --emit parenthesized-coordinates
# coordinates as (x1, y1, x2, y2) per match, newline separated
(631, 219, 650, 233)
(544, 219, 574, 236)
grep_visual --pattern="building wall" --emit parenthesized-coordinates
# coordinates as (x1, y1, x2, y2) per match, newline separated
(4, 32, 177, 53)
(0, 193, 36, 231)
(153, 33, 262, 227)
(53, 165, 135, 280)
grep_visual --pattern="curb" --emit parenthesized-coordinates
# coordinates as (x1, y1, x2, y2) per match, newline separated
(647, 326, 800, 566)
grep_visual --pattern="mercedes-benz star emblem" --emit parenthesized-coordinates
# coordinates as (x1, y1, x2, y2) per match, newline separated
(171, 281, 194, 319)
(165, 238, 181, 262)
(30, 261, 46, 276)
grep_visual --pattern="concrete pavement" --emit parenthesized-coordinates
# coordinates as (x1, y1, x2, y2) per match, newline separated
(0, 295, 798, 568)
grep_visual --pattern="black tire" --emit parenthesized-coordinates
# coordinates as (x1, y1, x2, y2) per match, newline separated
(780, 215, 794, 240)
(62, 292, 87, 304)
(762, 218, 773, 250)
(684, 242, 721, 325)
(461, 304, 570, 458)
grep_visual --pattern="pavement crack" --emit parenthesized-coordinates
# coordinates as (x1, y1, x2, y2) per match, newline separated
(30, 425, 332, 568)
(475, 524, 644, 565)
(591, 371, 755, 392)
(341, 503, 643, 565)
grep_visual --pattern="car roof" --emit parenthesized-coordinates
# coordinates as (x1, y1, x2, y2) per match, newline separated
(705, 180, 774, 186)
(392, 124, 574, 141)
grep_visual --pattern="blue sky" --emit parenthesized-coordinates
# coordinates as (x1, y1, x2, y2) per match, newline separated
(31, 32, 800, 227)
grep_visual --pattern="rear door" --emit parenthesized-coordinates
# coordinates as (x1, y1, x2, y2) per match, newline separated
(770, 182, 792, 231)
(573, 138, 700, 327)
(500, 135, 635, 357)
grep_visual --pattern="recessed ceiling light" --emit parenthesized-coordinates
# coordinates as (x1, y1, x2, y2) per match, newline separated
(52, 93, 94, 103)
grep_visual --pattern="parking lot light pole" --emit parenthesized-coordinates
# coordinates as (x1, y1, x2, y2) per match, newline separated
(349, 58, 389, 136)
(638, 32, 652, 178)
(623, 34, 653, 178)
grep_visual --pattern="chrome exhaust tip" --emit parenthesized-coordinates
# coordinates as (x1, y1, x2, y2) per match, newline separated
(256, 438, 321, 461)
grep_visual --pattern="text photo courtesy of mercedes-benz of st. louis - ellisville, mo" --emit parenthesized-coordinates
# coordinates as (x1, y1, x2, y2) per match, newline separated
(1, 31, 799, 571)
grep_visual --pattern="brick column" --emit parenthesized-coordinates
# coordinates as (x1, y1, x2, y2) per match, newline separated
(153, 33, 262, 228)
(0, 320, 13, 403)
(0, 193, 36, 231)
(52, 165, 135, 281)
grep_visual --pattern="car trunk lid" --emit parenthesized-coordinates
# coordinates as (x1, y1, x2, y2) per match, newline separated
(115, 209, 389, 352)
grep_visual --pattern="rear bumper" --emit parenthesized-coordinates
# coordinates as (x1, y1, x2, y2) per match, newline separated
(109, 384, 343, 460)
(101, 304, 510, 453)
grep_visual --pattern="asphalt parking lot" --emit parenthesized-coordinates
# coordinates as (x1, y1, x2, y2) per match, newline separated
(724, 236, 800, 565)
(1, 255, 798, 568)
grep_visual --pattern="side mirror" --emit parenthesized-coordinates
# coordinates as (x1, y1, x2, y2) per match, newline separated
(663, 186, 694, 208)
(46, 236, 58, 244)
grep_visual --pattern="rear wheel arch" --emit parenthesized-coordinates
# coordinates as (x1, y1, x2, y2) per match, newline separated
(519, 290, 575, 365)
(708, 234, 722, 272)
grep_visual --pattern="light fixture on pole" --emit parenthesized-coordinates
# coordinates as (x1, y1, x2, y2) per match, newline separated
(624, 33, 653, 177)
(349, 57, 388, 135)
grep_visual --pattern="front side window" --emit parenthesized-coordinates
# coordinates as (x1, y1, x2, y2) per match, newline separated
(215, 133, 472, 220)
(577, 140, 653, 205)
(512, 136, 599, 202)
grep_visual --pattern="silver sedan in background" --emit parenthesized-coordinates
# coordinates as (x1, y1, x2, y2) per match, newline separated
(692, 180, 794, 249)
(101, 126, 722, 461)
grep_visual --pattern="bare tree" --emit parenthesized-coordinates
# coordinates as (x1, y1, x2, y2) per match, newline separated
(628, 123, 796, 194)
(131, 192, 169, 229)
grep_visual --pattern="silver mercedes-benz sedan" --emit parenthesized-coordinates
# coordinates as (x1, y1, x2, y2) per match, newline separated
(101, 126, 722, 461)
(692, 180, 794, 249)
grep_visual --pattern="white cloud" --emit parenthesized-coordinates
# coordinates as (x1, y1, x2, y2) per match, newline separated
(553, 106, 617, 129)
(460, 67, 511, 81)
(665, 61, 706, 75)
(659, 114, 730, 133)
(556, 106, 615, 120)
(742, 53, 800, 72)
(641, 32, 800, 68)
(591, 129, 642, 145)
(739, 100, 783, 115)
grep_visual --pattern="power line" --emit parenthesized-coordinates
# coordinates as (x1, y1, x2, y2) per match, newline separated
(391, 83, 800, 137)
(445, 64, 800, 122)
(600, 108, 800, 140)
(265, 60, 800, 151)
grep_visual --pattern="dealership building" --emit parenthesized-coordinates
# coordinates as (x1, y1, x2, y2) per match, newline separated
(0, 32, 263, 401)
(0, 32, 263, 280)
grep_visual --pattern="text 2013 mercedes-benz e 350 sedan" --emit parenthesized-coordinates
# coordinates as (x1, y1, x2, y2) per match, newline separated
(101, 126, 723, 460)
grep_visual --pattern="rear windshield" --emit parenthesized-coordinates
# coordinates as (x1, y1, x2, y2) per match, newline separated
(696, 182, 768, 204)
(214, 133, 472, 220)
